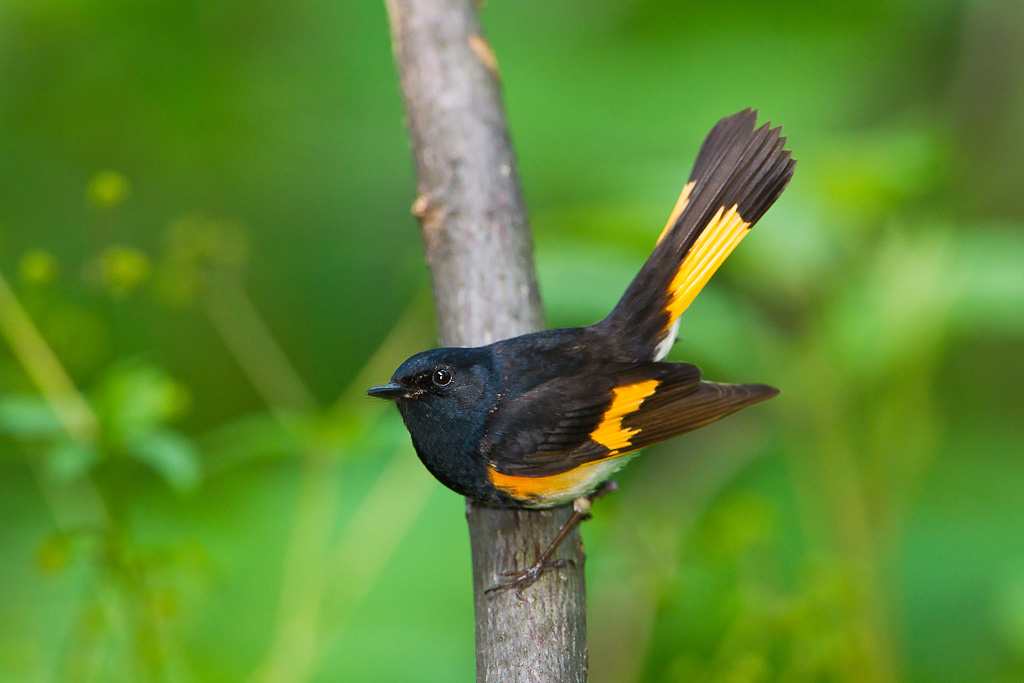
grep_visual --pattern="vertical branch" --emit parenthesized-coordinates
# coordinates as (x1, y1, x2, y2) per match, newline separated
(385, 1, 587, 681)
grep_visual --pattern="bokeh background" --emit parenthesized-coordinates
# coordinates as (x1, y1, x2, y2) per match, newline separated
(2, 0, 1024, 681)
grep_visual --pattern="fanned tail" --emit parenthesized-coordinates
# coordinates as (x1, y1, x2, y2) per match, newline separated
(599, 109, 795, 361)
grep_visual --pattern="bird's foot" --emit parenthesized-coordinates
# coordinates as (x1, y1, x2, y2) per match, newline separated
(484, 481, 619, 599)
(485, 558, 572, 600)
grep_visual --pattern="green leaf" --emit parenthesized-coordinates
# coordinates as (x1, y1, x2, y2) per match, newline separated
(0, 396, 63, 439)
(129, 430, 201, 493)
(946, 225, 1024, 334)
(93, 362, 191, 445)
(827, 229, 954, 379)
(46, 440, 100, 482)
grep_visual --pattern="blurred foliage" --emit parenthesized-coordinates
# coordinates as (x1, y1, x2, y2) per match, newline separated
(1, 0, 1023, 681)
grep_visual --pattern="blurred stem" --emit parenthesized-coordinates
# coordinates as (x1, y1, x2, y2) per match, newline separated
(199, 265, 329, 682)
(0, 268, 108, 532)
(252, 446, 337, 683)
(0, 268, 97, 442)
(250, 300, 433, 683)
(312, 443, 435, 669)
(203, 270, 318, 415)
(785, 344, 899, 683)
(199, 266, 326, 682)
(590, 432, 768, 683)
(0, 268, 164, 674)
(785, 234, 954, 682)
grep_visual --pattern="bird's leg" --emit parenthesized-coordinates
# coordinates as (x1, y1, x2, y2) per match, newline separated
(486, 480, 618, 599)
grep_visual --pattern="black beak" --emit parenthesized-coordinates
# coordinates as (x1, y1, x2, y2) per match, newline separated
(366, 383, 407, 400)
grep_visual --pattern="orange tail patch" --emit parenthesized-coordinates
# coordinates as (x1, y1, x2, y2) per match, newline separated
(656, 181, 696, 246)
(664, 204, 751, 327)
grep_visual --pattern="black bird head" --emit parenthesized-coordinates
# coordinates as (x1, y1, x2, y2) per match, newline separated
(367, 346, 500, 500)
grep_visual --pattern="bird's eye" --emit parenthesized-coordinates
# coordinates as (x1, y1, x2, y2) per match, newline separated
(432, 368, 452, 387)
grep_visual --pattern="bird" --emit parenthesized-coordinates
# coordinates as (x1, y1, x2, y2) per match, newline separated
(368, 109, 795, 594)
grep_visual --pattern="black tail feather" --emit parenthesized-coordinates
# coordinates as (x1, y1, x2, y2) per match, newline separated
(597, 109, 795, 361)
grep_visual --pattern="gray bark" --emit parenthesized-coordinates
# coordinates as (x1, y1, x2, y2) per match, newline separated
(385, 0, 587, 680)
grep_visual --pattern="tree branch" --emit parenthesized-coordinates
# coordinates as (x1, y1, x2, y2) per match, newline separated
(385, 0, 587, 680)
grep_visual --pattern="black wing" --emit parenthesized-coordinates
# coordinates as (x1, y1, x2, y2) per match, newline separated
(482, 362, 776, 478)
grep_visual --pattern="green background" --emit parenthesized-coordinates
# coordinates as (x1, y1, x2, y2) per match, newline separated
(2, 0, 1024, 681)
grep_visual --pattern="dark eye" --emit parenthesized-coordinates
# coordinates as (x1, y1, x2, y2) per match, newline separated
(432, 368, 452, 387)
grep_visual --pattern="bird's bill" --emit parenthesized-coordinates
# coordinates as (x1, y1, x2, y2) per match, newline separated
(366, 383, 408, 400)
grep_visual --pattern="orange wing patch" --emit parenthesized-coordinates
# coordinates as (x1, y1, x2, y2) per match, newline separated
(664, 204, 750, 327)
(487, 379, 660, 505)
(656, 181, 696, 246)
(590, 379, 660, 452)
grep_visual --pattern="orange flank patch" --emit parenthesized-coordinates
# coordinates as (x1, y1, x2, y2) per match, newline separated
(590, 379, 660, 451)
(664, 204, 750, 326)
(488, 459, 621, 504)
(656, 181, 696, 246)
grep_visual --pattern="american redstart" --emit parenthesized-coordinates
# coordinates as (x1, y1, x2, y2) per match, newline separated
(369, 109, 795, 593)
